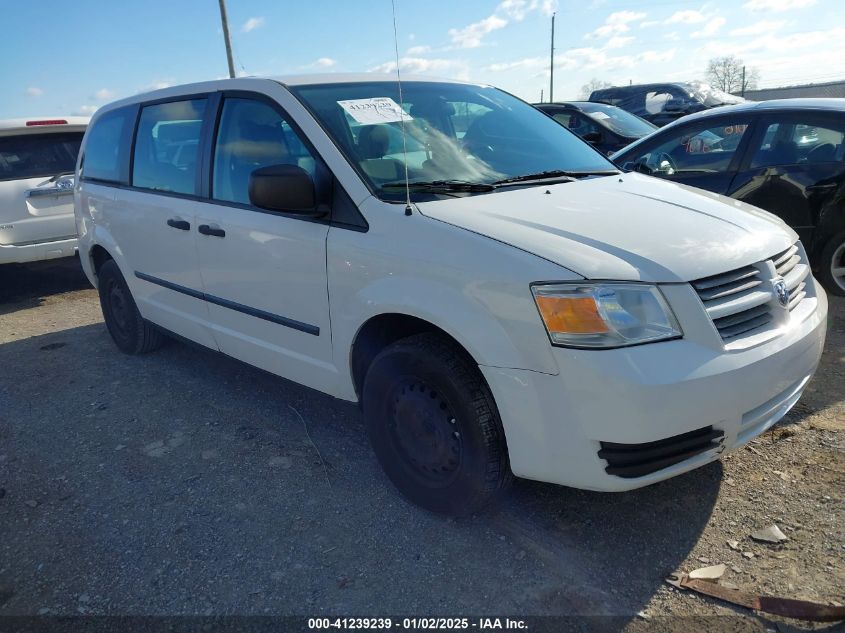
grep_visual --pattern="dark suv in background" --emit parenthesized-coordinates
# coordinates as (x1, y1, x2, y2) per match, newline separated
(611, 98, 845, 295)
(590, 81, 746, 127)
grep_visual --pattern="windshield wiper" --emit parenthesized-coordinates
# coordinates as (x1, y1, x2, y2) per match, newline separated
(380, 180, 495, 193)
(492, 169, 619, 186)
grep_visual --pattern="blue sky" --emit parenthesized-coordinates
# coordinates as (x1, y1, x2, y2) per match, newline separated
(2, 0, 843, 118)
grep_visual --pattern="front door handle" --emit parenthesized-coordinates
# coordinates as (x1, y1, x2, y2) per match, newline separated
(198, 224, 225, 238)
(167, 218, 191, 230)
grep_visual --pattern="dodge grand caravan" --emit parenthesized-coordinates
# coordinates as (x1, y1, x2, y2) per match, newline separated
(1, 117, 88, 264)
(75, 75, 828, 514)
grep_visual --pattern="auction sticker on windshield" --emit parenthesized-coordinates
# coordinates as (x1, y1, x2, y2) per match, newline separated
(338, 97, 413, 125)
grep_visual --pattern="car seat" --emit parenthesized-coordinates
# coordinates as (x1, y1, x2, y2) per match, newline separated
(356, 124, 404, 182)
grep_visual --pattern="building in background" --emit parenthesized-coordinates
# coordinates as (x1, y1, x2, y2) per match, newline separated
(739, 80, 845, 101)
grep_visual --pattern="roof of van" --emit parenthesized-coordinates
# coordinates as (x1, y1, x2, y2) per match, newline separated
(271, 73, 470, 86)
(0, 116, 90, 132)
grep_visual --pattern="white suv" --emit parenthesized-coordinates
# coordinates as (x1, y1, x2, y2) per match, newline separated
(75, 76, 828, 514)
(0, 117, 88, 264)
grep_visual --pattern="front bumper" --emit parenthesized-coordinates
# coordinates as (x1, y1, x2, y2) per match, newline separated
(0, 237, 78, 264)
(481, 286, 828, 492)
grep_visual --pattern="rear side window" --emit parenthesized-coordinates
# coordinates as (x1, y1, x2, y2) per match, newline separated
(751, 118, 845, 168)
(132, 98, 207, 195)
(0, 132, 83, 182)
(83, 108, 134, 183)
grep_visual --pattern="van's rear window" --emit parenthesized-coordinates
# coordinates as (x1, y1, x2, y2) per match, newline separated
(0, 132, 83, 181)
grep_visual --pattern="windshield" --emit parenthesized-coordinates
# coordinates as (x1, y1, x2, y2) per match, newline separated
(290, 81, 615, 200)
(576, 103, 657, 138)
(0, 132, 83, 182)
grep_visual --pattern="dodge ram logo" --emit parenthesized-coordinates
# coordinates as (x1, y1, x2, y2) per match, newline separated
(773, 278, 789, 308)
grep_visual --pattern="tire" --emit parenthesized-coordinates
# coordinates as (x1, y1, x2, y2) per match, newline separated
(818, 231, 845, 297)
(362, 333, 511, 515)
(97, 259, 165, 354)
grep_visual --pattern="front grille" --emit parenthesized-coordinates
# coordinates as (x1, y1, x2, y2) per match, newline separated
(692, 242, 811, 342)
(598, 426, 724, 478)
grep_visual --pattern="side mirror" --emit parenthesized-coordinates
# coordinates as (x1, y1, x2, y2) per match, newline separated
(582, 131, 602, 144)
(248, 164, 320, 215)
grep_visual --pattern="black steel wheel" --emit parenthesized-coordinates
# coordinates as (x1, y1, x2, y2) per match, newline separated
(97, 259, 164, 354)
(363, 333, 511, 515)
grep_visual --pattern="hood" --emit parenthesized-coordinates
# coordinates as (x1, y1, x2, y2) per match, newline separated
(415, 173, 796, 282)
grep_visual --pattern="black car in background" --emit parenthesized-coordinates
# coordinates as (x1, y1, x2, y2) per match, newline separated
(590, 81, 746, 127)
(534, 101, 657, 155)
(611, 98, 845, 295)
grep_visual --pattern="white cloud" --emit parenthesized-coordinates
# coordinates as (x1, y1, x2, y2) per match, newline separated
(486, 57, 546, 72)
(498, 0, 556, 20)
(93, 88, 115, 100)
(407, 45, 431, 55)
(370, 57, 463, 75)
(486, 45, 674, 76)
(692, 16, 726, 38)
(25, 86, 43, 97)
(498, 0, 532, 20)
(585, 11, 647, 39)
(666, 9, 707, 24)
(606, 35, 635, 49)
(241, 16, 265, 33)
(313, 57, 336, 68)
(447, 0, 554, 49)
(743, 0, 815, 11)
(729, 20, 786, 36)
(449, 15, 508, 48)
(139, 79, 174, 93)
(74, 105, 98, 116)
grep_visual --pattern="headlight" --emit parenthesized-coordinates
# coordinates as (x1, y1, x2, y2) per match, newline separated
(531, 283, 682, 349)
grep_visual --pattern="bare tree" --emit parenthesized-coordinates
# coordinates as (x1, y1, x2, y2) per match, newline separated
(580, 78, 613, 100)
(706, 56, 760, 95)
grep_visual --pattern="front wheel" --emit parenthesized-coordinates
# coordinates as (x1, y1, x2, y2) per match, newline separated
(97, 259, 165, 354)
(362, 333, 511, 515)
(818, 231, 845, 297)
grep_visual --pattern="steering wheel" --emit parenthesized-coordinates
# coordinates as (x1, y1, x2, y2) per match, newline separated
(654, 152, 677, 175)
(461, 139, 495, 162)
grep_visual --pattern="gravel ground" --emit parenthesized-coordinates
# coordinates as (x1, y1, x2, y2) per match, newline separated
(0, 258, 842, 629)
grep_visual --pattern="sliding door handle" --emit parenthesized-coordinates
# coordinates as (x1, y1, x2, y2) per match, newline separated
(166, 218, 191, 231)
(198, 224, 225, 237)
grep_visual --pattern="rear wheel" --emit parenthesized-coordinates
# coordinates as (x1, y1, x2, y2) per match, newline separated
(97, 259, 164, 354)
(818, 231, 845, 297)
(362, 333, 511, 515)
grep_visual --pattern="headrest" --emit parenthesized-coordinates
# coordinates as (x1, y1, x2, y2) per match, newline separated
(357, 125, 392, 159)
(410, 98, 456, 119)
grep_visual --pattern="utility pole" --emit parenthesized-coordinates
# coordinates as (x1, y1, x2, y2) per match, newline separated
(218, 0, 236, 79)
(741, 65, 746, 97)
(540, 88, 544, 103)
(549, 13, 556, 103)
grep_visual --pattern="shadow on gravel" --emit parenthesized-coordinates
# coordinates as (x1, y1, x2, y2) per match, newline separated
(0, 321, 723, 618)
(0, 257, 90, 314)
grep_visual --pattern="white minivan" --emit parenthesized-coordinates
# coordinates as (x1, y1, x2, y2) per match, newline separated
(75, 75, 828, 514)
(1, 117, 88, 264)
